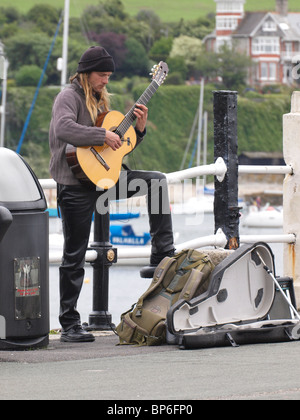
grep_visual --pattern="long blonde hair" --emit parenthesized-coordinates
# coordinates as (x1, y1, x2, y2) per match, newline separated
(70, 73, 111, 125)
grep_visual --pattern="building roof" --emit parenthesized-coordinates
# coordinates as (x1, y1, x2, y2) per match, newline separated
(208, 9, 300, 41)
(233, 12, 266, 36)
(273, 13, 300, 40)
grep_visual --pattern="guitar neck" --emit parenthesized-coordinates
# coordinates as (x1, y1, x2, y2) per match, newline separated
(115, 79, 160, 137)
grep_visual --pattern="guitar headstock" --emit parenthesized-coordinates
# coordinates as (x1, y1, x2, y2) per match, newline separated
(151, 62, 169, 86)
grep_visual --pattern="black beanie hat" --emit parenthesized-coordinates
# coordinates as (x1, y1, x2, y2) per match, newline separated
(77, 46, 115, 73)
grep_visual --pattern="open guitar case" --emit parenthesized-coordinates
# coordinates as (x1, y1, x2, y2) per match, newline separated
(166, 242, 300, 349)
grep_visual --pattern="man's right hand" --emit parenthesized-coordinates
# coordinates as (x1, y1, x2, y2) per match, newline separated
(105, 130, 122, 151)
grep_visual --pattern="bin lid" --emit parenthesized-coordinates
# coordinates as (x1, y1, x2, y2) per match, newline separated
(0, 148, 47, 211)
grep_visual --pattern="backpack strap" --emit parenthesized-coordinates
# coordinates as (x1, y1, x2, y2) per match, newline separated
(161, 268, 204, 305)
(181, 255, 211, 271)
(178, 269, 204, 301)
(135, 257, 176, 317)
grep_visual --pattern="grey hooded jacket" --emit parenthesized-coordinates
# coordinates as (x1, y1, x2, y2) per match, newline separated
(49, 79, 144, 185)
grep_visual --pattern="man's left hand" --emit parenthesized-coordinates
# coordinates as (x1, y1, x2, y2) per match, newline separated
(134, 104, 148, 133)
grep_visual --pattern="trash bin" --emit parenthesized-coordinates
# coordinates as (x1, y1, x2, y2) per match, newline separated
(0, 148, 49, 350)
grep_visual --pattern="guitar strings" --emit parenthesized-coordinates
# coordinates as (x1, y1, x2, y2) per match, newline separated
(91, 80, 159, 158)
(117, 82, 159, 135)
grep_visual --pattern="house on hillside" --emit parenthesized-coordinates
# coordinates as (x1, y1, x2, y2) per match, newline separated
(204, 0, 300, 86)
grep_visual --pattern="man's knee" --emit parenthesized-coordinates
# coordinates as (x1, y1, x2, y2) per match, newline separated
(149, 171, 166, 182)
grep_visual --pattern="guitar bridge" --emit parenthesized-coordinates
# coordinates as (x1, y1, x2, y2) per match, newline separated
(90, 147, 110, 171)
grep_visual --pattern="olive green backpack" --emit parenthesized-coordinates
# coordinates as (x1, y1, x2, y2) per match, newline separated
(115, 249, 215, 346)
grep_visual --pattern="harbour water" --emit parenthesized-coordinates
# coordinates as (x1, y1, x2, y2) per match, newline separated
(49, 212, 284, 330)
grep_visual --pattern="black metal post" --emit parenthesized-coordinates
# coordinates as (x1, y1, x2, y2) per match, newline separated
(87, 201, 117, 330)
(213, 90, 240, 250)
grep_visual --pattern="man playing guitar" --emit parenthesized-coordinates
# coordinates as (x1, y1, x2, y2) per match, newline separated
(49, 46, 174, 343)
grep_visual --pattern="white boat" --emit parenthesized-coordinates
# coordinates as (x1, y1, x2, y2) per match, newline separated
(172, 195, 214, 215)
(49, 223, 151, 252)
(242, 205, 283, 228)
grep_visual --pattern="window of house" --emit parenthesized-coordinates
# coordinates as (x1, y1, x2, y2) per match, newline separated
(216, 16, 239, 30)
(285, 42, 293, 57)
(260, 62, 277, 80)
(286, 42, 293, 52)
(216, 37, 232, 52)
(252, 37, 280, 55)
(261, 62, 268, 79)
(262, 20, 277, 32)
(269, 62, 277, 80)
(216, 1, 244, 13)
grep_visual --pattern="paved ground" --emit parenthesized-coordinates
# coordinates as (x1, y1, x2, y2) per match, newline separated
(0, 332, 300, 401)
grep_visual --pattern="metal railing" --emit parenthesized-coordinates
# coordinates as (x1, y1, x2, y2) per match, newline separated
(43, 89, 299, 328)
(43, 160, 295, 265)
(40, 162, 293, 191)
(238, 165, 293, 175)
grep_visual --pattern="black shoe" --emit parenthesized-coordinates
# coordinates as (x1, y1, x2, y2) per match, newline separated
(60, 325, 95, 343)
(140, 248, 176, 279)
(150, 248, 176, 266)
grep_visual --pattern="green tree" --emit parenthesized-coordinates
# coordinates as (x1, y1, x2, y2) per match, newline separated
(149, 37, 173, 62)
(121, 38, 149, 77)
(195, 46, 253, 91)
(0, 6, 21, 39)
(136, 9, 163, 49)
(5, 32, 52, 72)
(15, 65, 47, 87)
(136, 9, 161, 31)
(26, 4, 61, 35)
(102, 0, 127, 20)
(0, 22, 19, 39)
(166, 56, 188, 81)
(195, 50, 220, 79)
(170, 35, 202, 68)
(218, 46, 253, 91)
(0, 7, 20, 24)
(170, 16, 214, 40)
(83, 0, 128, 34)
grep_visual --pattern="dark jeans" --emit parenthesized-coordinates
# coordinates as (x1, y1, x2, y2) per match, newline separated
(57, 169, 174, 330)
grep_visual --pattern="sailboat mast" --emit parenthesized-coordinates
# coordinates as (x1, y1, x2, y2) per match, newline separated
(61, 0, 70, 90)
(0, 55, 8, 148)
(196, 78, 204, 168)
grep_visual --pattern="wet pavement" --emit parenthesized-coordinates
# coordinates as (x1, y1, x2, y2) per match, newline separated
(0, 332, 299, 401)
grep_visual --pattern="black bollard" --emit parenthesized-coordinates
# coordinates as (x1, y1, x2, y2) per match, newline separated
(213, 90, 240, 250)
(87, 202, 117, 331)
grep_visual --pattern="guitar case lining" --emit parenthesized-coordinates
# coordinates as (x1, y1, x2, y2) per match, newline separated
(166, 243, 300, 349)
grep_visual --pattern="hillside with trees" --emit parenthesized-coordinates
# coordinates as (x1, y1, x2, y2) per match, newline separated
(0, 0, 295, 177)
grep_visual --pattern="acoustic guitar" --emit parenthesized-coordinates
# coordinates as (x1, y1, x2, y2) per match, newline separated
(66, 62, 169, 190)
